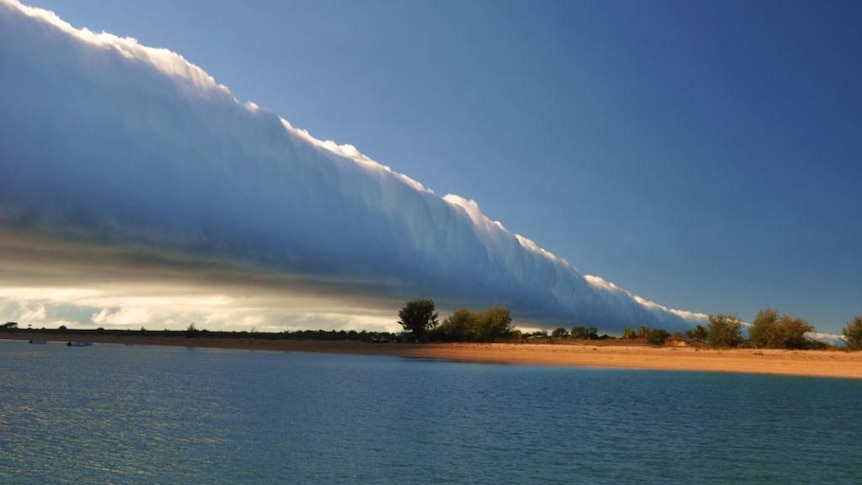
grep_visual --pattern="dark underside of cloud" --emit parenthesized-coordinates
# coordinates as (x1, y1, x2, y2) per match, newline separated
(0, 0, 704, 331)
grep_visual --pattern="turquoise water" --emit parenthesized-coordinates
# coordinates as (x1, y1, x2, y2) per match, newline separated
(1, 340, 860, 484)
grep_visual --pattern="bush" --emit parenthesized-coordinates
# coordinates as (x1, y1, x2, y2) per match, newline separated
(842, 315, 862, 350)
(646, 328, 670, 346)
(434, 306, 513, 342)
(749, 308, 814, 349)
(571, 326, 599, 340)
(185, 322, 200, 338)
(707, 315, 743, 348)
(685, 325, 707, 343)
(435, 308, 473, 341)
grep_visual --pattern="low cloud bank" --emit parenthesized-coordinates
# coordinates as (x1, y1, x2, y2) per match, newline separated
(0, 0, 705, 331)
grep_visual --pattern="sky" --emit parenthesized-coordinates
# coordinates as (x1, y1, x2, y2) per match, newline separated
(2, 0, 861, 336)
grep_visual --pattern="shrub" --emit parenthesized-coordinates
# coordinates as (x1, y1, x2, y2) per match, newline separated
(842, 315, 862, 350)
(646, 328, 670, 346)
(749, 308, 814, 349)
(707, 315, 743, 348)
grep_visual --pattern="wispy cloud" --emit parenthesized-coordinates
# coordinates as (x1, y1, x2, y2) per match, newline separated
(0, 0, 706, 331)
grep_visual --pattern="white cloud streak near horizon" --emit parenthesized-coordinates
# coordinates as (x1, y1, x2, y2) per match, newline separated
(0, 0, 707, 332)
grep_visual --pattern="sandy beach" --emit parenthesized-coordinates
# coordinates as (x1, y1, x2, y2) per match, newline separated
(5, 333, 862, 379)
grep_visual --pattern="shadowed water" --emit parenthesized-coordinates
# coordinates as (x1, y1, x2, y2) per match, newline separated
(1, 340, 860, 484)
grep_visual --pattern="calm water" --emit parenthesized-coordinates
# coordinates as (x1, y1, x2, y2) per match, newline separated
(1, 340, 861, 484)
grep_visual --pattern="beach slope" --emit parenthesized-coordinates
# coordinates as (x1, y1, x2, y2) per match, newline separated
(4, 334, 861, 379)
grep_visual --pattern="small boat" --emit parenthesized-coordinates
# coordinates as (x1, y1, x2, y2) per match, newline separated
(66, 341, 93, 347)
(28, 339, 47, 344)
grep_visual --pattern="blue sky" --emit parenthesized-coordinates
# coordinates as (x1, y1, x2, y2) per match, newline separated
(5, 0, 862, 335)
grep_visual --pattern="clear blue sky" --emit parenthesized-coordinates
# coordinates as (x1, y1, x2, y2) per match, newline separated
(21, 0, 862, 334)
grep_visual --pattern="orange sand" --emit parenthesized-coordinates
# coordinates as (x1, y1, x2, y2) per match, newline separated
(5, 334, 861, 379)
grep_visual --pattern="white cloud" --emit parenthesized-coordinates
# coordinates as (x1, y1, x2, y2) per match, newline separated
(808, 332, 845, 346)
(18, 302, 46, 321)
(0, 278, 403, 332)
(7, 0, 230, 96)
(91, 307, 153, 327)
(0, 0, 706, 332)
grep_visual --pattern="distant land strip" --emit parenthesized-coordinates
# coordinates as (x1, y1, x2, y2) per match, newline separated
(3, 331, 861, 379)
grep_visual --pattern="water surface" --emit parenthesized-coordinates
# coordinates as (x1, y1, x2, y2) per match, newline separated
(1, 340, 860, 484)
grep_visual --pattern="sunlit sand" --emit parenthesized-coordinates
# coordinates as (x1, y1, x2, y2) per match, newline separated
(6, 334, 861, 379)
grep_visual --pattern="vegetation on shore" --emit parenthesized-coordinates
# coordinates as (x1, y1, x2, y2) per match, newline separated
(394, 300, 858, 350)
(3, 303, 862, 351)
(704, 314, 744, 348)
(0, 321, 399, 343)
(844, 316, 862, 350)
(396, 299, 515, 342)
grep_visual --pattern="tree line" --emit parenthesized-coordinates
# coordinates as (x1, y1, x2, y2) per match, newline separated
(615, 309, 860, 349)
(618, 309, 862, 350)
(397, 300, 862, 350)
(398, 299, 514, 342)
(5, 302, 862, 350)
(691, 309, 844, 350)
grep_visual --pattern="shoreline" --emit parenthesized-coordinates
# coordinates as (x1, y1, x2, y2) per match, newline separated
(4, 333, 862, 379)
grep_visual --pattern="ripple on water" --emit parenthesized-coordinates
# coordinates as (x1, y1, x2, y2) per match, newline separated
(2, 341, 861, 484)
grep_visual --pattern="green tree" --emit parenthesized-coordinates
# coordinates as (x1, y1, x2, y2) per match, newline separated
(398, 299, 439, 342)
(843, 315, 862, 350)
(436, 308, 474, 341)
(475, 307, 513, 341)
(646, 328, 670, 346)
(749, 308, 814, 349)
(434, 306, 513, 342)
(749, 308, 780, 348)
(638, 326, 649, 339)
(685, 325, 708, 343)
(777, 314, 814, 349)
(551, 327, 569, 339)
(570, 326, 587, 339)
(1, 321, 18, 329)
(706, 315, 743, 348)
(622, 328, 636, 339)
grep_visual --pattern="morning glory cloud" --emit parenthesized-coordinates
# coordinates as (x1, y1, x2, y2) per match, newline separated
(0, 0, 706, 332)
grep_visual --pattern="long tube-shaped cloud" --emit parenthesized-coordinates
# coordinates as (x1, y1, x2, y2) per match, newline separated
(0, 0, 705, 331)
